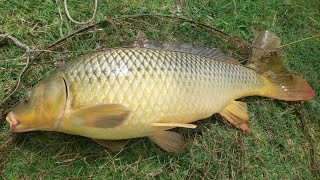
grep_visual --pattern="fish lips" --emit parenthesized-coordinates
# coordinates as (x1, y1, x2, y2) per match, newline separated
(6, 112, 21, 132)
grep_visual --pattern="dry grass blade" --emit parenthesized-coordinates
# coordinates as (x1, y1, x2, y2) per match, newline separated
(278, 34, 320, 49)
(0, 33, 31, 50)
(47, 22, 100, 49)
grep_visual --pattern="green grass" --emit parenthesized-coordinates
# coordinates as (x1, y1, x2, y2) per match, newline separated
(1, 0, 319, 179)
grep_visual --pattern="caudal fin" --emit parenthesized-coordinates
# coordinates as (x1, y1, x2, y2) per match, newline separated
(247, 31, 314, 101)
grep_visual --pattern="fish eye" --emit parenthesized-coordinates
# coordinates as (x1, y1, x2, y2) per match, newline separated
(23, 92, 30, 103)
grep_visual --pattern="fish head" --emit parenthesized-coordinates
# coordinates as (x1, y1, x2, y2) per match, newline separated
(6, 75, 67, 132)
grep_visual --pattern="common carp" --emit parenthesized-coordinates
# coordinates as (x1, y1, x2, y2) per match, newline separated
(5, 31, 314, 153)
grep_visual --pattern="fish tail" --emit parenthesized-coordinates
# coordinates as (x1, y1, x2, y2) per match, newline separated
(247, 30, 314, 101)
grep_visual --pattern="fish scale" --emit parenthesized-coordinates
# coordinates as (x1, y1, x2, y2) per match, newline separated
(60, 47, 263, 139)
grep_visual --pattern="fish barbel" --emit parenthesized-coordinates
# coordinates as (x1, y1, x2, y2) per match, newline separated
(5, 31, 314, 153)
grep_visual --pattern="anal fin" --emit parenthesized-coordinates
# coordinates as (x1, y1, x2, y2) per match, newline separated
(148, 131, 185, 154)
(219, 100, 250, 131)
(93, 139, 129, 151)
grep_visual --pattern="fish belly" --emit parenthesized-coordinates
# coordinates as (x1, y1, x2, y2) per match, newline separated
(61, 48, 263, 139)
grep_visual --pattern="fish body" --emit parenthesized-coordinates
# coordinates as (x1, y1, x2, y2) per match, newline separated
(6, 31, 314, 153)
(59, 48, 262, 139)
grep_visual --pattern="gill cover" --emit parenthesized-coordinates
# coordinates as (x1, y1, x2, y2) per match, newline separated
(10, 74, 67, 132)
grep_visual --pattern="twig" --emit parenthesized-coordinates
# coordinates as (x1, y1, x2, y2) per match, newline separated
(64, 0, 98, 25)
(27, 49, 72, 53)
(47, 22, 100, 49)
(0, 33, 31, 50)
(114, 14, 252, 49)
(278, 34, 320, 49)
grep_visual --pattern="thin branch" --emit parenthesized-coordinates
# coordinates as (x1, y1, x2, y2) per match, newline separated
(0, 33, 32, 50)
(114, 14, 252, 49)
(47, 14, 253, 51)
(278, 34, 320, 49)
(27, 49, 72, 53)
(47, 22, 100, 49)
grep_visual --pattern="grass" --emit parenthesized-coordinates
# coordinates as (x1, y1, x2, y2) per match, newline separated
(1, 0, 319, 179)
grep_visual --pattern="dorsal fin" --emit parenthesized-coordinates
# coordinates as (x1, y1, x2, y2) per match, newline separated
(144, 41, 239, 64)
(134, 31, 239, 64)
(247, 30, 280, 66)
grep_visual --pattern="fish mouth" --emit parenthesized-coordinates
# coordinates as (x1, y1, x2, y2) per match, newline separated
(6, 112, 21, 132)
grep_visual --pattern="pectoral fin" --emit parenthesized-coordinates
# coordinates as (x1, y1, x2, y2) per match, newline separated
(219, 100, 250, 131)
(93, 139, 129, 151)
(148, 131, 185, 153)
(70, 104, 130, 128)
